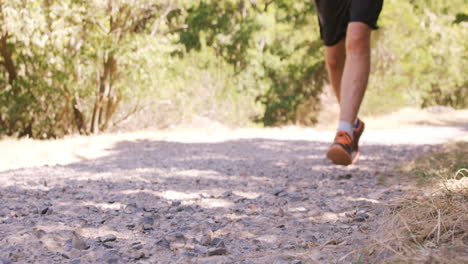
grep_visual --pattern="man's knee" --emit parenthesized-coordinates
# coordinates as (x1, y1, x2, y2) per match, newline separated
(325, 40, 345, 70)
(345, 22, 371, 53)
(326, 54, 342, 70)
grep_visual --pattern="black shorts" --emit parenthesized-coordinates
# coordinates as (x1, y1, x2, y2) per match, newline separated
(315, 0, 384, 46)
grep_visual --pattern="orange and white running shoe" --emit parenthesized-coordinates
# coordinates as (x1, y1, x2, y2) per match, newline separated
(353, 119, 365, 151)
(327, 119, 365, 166)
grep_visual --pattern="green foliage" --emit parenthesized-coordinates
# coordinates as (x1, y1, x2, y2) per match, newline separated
(0, 0, 466, 138)
(0, 0, 180, 137)
(179, 0, 326, 126)
(362, 0, 468, 115)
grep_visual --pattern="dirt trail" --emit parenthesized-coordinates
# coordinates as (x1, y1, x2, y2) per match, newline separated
(0, 109, 467, 264)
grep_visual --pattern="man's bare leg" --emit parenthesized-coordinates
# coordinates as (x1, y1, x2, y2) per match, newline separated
(339, 22, 371, 125)
(326, 22, 371, 165)
(324, 39, 346, 102)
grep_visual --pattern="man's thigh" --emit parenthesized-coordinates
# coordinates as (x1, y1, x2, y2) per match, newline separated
(315, 0, 384, 46)
(350, 0, 384, 29)
(315, 0, 351, 46)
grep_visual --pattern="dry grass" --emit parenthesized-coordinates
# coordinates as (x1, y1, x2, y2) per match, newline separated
(398, 142, 468, 183)
(365, 142, 468, 263)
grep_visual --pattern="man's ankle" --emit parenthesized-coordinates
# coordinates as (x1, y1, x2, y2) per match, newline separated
(338, 120, 354, 138)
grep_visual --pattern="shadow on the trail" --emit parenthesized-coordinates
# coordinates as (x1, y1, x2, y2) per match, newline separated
(0, 137, 443, 263)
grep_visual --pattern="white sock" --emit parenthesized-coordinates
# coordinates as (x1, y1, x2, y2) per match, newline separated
(338, 120, 354, 138)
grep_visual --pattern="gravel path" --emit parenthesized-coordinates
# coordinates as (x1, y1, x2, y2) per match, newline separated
(1, 111, 467, 264)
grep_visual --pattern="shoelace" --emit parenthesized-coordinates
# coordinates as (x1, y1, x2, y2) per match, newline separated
(335, 131, 353, 147)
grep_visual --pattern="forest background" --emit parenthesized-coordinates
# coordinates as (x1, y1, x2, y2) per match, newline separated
(0, 0, 466, 139)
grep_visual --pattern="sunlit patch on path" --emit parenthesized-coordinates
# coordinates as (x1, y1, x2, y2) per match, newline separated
(1, 113, 467, 263)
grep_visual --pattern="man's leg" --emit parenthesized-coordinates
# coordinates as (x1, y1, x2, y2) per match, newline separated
(326, 22, 371, 166)
(339, 22, 371, 125)
(324, 39, 346, 102)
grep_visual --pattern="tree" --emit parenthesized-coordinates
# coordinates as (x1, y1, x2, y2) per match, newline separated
(179, 0, 327, 126)
(0, 0, 178, 137)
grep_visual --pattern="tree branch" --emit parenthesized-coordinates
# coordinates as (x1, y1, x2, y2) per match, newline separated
(151, 3, 175, 37)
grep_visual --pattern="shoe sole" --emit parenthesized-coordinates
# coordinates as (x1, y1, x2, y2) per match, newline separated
(326, 145, 360, 166)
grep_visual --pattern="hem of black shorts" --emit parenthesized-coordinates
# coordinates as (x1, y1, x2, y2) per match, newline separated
(323, 36, 346, 47)
(349, 20, 379, 30)
(322, 21, 379, 47)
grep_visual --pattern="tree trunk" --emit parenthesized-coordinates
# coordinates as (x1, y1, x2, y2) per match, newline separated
(73, 93, 87, 134)
(90, 53, 117, 134)
(0, 31, 17, 87)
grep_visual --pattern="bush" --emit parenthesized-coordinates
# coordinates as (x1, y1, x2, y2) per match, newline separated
(361, 0, 468, 115)
(0, 0, 466, 138)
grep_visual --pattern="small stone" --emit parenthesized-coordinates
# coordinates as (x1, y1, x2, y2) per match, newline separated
(246, 209, 256, 216)
(171, 201, 181, 207)
(174, 232, 185, 239)
(208, 247, 227, 256)
(183, 251, 198, 257)
(156, 238, 170, 249)
(101, 234, 117, 243)
(70, 259, 81, 264)
(33, 229, 47, 239)
(211, 238, 226, 249)
(103, 242, 116, 249)
(124, 203, 137, 214)
(324, 239, 341, 246)
(216, 241, 226, 249)
(345, 210, 357, 218)
(353, 213, 369, 222)
(234, 197, 247, 203)
(130, 251, 145, 260)
(40, 207, 50, 215)
(288, 192, 303, 202)
(142, 224, 154, 231)
(194, 226, 212, 246)
(195, 245, 208, 255)
(211, 237, 223, 246)
(222, 191, 233, 197)
(272, 187, 283, 196)
(272, 208, 284, 217)
(106, 258, 119, 264)
(131, 243, 143, 250)
(338, 174, 353, 180)
(277, 192, 288, 197)
(126, 224, 135, 230)
(94, 217, 106, 225)
(248, 204, 258, 210)
(360, 224, 369, 232)
(139, 216, 154, 225)
(305, 234, 318, 242)
(72, 232, 89, 250)
(165, 213, 174, 219)
(200, 234, 212, 246)
(143, 207, 156, 212)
